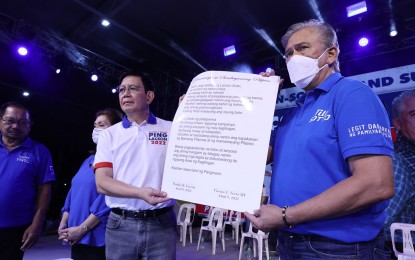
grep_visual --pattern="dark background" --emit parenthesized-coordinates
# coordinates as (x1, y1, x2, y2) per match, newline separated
(1, 0, 415, 219)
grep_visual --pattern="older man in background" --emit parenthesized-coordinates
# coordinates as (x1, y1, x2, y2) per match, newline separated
(384, 89, 415, 257)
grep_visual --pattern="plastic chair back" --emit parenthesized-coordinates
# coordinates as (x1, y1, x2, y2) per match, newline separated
(177, 203, 196, 246)
(208, 207, 226, 228)
(224, 211, 244, 244)
(201, 206, 214, 226)
(177, 203, 195, 224)
(391, 222, 415, 260)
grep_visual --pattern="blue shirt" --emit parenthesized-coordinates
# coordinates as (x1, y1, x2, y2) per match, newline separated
(62, 155, 110, 246)
(0, 134, 55, 227)
(270, 73, 393, 242)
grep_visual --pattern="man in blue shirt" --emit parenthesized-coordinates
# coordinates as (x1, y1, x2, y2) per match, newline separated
(0, 102, 55, 260)
(246, 20, 394, 259)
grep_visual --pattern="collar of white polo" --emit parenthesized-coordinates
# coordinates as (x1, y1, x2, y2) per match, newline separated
(122, 113, 157, 129)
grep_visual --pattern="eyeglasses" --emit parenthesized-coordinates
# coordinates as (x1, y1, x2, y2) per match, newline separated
(1, 118, 30, 127)
(117, 84, 142, 95)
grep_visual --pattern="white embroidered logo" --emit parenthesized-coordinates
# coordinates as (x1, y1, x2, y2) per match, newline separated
(309, 109, 331, 122)
(16, 155, 30, 163)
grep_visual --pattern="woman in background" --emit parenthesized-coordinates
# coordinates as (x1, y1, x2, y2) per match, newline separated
(58, 108, 123, 260)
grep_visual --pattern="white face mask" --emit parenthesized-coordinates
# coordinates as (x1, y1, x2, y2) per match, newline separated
(92, 128, 104, 144)
(287, 49, 329, 89)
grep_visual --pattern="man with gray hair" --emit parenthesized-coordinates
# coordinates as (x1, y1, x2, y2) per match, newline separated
(246, 19, 394, 259)
(392, 89, 415, 146)
(384, 89, 415, 257)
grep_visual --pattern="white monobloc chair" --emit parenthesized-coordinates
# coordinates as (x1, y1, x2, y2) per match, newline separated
(224, 210, 243, 244)
(177, 203, 196, 246)
(239, 222, 269, 260)
(390, 222, 415, 260)
(197, 207, 227, 255)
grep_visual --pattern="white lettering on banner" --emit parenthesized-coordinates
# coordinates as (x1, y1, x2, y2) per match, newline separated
(347, 123, 391, 138)
(275, 87, 305, 109)
(347, 64, 415, 94)
(276, 64, 415, 110)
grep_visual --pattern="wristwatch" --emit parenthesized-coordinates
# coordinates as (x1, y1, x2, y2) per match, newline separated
(82, 224, 88, 232)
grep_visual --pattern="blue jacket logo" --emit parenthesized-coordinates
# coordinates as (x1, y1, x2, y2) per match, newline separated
(309, 109, 331, 122)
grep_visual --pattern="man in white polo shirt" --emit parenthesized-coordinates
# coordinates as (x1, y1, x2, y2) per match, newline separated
(94, 71, 176, 260)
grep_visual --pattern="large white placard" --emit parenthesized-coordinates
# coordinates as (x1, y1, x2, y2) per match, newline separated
(162, 71, 280, 213)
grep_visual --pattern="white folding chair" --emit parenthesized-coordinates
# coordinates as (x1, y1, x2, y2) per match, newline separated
(177, 203, 196, 246)
(197, 207, 227, 255)
(390, 222, 415, 260)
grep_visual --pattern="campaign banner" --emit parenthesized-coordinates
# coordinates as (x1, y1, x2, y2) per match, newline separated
(348, 64, 415, 95)
(276, 64, 415, 109)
